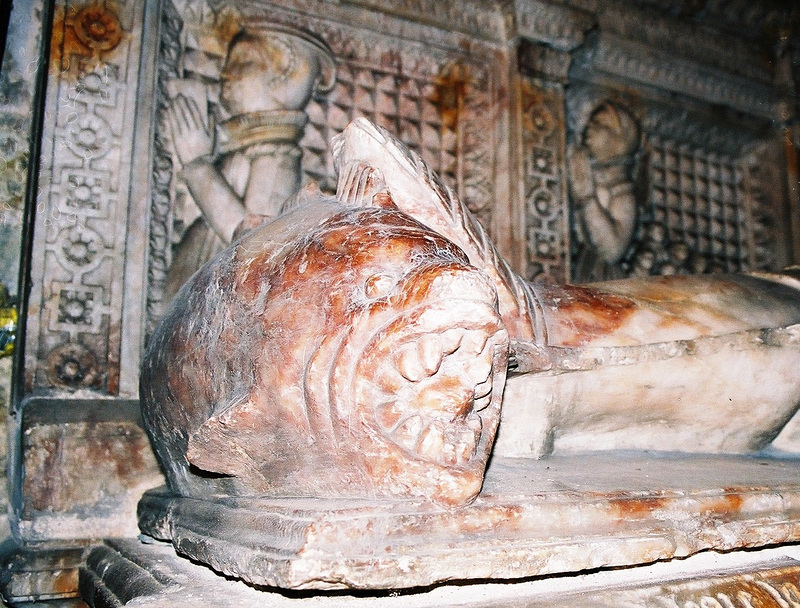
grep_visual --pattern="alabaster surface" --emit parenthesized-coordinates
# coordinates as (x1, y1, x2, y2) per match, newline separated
(138, 119, 800, 589)
(141, 195, 509, 507)
(137, 453, 800, 590)
(141, 118, 800, 505)
(334, 119, 800, 457)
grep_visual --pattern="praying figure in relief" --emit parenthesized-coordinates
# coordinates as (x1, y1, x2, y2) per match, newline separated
(569, 102, 641, 282)
(163, 25, 334, 300)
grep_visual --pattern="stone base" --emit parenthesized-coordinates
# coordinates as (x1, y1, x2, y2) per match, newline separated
(138, 453, 800, 591)
(9, 539, 800, 606)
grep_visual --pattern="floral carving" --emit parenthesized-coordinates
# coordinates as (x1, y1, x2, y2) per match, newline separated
(73, 4, 123, 52)
(59, 226, 102, 269)
(45, 342, 99, 388)
(66, 114, 111, 160)
(57, 289, 95, 325)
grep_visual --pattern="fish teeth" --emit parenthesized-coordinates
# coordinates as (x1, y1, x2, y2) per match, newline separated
(455, 428, 478, 464)
(396, 344, 426, 382)
(392, 415, 424, 451)
(375, 401, 403, 430)
(440, 328, 464, 356)
(465, 356, 493, 387)
(472, 392, 492, 412)
(473, 375, 493, 400)
(462, 331, 490, 356)
(417, 420, 446, 463)
(418, 334, 443, 376)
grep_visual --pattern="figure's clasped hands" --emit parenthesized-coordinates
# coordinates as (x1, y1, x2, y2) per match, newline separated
(166, 94, 214, 167)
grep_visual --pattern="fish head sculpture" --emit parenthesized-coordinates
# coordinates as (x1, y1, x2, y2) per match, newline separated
(141, 199, 509, 507)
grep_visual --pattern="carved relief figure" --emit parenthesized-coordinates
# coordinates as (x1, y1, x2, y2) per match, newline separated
(569, 102, 640, 281)
(141, 119, 800, 511)
(163, 25, 335, 300)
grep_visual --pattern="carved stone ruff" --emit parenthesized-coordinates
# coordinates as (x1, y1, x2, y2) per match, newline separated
(216, 110, 307, 154)
(141, 201, 509, 507)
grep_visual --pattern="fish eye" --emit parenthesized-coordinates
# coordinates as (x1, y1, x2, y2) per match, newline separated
(364, 273, 396, 299)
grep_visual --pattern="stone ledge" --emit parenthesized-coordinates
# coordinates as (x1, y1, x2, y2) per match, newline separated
(138, 453, 800, 591)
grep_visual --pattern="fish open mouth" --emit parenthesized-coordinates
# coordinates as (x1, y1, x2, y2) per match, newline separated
(352, 269, 509, 468)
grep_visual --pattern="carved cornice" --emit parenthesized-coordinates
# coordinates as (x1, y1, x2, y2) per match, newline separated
(355, 0, 509, 40)
(517, 39, 572, 83)
(573, 33, 790, 121)
(512, 0, 595, 51)
(596, 3, 775, 85)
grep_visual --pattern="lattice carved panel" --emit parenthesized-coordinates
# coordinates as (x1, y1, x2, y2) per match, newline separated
(639, 138, 751, 275)
(301, 59, 495, 228)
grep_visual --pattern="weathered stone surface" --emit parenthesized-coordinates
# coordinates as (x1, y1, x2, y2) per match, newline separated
(138, 454, 800, 590)
(138, 119, 800, 589)
(11, 538, 800, 607)
(19, 399, 164, 541)
(141, 197, 509, 508)
(0, 544, 86, 604)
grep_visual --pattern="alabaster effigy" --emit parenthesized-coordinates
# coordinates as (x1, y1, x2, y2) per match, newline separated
(333, 119, 800, 458)
(140, 196, 509, 507)
(139, 118, 800, 590)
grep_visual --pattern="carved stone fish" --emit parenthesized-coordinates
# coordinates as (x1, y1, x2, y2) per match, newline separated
(141, 199, 509, 507)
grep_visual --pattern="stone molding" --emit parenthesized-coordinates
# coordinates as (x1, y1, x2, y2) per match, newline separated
(341, 0, 508, 42)
(517, 39, 572, 83)
(513, 0, 595, 52)
(573, 33, 788, 121)
(595, 2, 775, 86)
(137, 453, 800, 591)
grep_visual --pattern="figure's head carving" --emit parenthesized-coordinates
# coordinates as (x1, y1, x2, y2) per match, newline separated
(141, 200, 509, 506)
(583, 102, 639, 161)
(219, 26, 335, 116)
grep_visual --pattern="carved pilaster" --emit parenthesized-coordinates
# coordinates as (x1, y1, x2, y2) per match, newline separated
(25, 0, 148, 396)
(515, 42, 569, 282)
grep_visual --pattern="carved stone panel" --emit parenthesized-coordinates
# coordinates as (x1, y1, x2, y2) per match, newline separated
(564, 76, 790, 282)
(145, 0, 511, 330)
(518, 76, 569, 282)
(24, 0, 148, 396)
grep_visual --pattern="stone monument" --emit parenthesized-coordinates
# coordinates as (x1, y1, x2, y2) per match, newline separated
(163, 23, 335, 300)
(138, 119, 800, 590)
(3, 0, 800, 604)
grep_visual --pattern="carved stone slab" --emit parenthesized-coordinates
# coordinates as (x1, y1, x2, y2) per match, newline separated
(75, 539, 800, 608)
(138, 453, 800, 590)
(541, 564, 800, 608)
